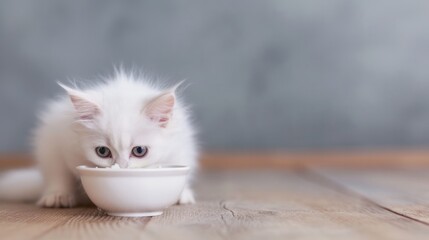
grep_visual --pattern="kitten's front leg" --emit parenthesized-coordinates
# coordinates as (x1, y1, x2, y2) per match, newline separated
(37, 178, 77, 208)
(37, 163, 77, 208)
(37, 190, 76, 208)
(178, 186, 195, 204)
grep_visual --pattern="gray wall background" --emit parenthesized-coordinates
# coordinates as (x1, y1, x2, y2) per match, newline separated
(2, 0, 429, 151)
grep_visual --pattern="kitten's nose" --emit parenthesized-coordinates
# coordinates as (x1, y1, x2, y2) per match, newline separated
(116, 159, 128, 168)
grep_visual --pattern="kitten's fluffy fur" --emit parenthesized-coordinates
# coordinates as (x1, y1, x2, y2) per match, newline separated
(0, 71, 197, 207)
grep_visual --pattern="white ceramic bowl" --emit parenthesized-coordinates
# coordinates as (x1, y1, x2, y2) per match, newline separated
(76, 165, 189, 217)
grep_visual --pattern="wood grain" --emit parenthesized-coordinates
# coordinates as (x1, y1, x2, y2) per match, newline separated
(39, 209, 150, 240)
(79, 171, 429, 239)
(2, 170, 429, 239)
(314, 168, 429, 224)
(0, 203, 89, 240)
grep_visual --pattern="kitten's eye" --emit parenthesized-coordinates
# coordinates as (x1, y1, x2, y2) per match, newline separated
(131, 146, 148, 158)
(95, 146, 112, 158)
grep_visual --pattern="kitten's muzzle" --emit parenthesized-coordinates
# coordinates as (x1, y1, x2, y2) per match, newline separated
(116, 159, 129, 168)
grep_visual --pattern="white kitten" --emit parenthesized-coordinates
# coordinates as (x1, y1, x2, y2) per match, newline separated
(0, 71, 198, 207)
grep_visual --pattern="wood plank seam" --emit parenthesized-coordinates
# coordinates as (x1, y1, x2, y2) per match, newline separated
(302, 168, 429, 227)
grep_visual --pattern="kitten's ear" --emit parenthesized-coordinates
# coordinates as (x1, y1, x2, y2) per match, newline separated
(58, 83, 100, 120)
(144, 90, 176, 128)
(144, 81, 184, 128)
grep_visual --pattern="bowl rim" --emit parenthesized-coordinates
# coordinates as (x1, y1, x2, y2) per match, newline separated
(76, 165, 190, 177)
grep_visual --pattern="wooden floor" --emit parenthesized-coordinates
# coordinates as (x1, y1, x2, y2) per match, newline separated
(2, 168, 429, 239)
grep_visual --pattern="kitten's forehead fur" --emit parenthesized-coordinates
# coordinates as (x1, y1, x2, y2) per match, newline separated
(58, 73, 190, 168)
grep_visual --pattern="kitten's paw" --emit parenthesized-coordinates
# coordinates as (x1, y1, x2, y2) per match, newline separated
(178, 188, 195, 205)
(37, 192, 77, 208)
